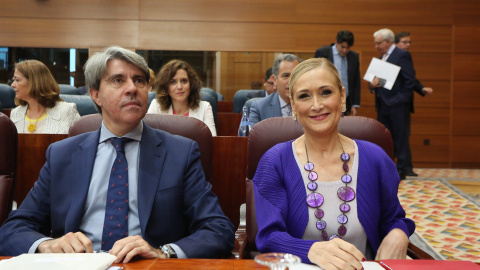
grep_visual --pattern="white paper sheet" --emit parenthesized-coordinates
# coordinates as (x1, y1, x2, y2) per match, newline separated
(0, 253, 117, 270)
(288, 261, 385, 270)
(363, 58, 401, 90)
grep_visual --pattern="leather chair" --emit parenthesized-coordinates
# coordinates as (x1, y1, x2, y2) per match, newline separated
(68, 114, 213, 182)
(201, 87, 218, 104)
(200, 89, 218, 128)
(0, 84, 16, 109)
(235, 116, 433, 260)
(60, 94, 98, 116)
(233, 90, 265, 113)
(59, 84, 81, 95)
(0, 113, 18, 225)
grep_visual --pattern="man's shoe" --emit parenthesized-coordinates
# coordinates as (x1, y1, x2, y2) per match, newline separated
(406, 171, 418, 177)
(399, 172, 406, 180)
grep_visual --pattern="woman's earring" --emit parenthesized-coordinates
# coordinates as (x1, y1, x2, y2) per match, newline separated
(292, 114, 297, 121)
(341, 104, 346, 117)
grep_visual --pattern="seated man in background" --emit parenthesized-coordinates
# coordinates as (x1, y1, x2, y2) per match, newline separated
(249, 54, 301, 126)
(0, 46, 235, 262)
(247, 67, 276, 99)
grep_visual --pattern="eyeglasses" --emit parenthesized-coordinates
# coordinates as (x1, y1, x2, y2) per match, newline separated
(399, 40, 412, 44)
(265, 81, 275, 86)
(374, 40, 386, 45)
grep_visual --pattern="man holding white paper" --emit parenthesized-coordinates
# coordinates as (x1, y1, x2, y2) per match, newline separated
(368, 28, 416, 180)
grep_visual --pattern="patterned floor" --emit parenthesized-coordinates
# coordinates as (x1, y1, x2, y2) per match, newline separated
(398, 178, 480, 262)
(409, 168, 480, 180)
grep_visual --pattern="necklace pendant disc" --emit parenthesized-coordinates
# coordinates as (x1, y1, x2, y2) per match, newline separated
(321, 231, 328, 241)
(338, 225, 347, 236)
(337, 186, 356, 202)
(306, 193, 324, 208)
(27, 123, 36, 133)
(316, 220, 326, 230)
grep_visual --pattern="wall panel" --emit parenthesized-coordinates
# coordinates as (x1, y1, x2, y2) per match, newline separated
(453, 54, 480, 81)
(0, 18, 138, 48)
(454, 25, 480, 53)
(452, 108, 480, 136)
(410, 108, 450, 135)
(0, 0, 139, 20)
(410, 134, 450, 165)
(451, 136, 480, 166)
(453, 82, 480, 108)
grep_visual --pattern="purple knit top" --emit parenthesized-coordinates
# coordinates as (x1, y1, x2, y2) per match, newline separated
(253, 139, 415, 264)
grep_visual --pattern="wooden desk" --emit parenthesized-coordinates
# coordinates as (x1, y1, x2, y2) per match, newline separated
(0, 257, 266, 269)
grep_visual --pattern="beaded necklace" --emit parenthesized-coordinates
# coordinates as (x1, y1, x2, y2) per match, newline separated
(304, 136, 356, 241)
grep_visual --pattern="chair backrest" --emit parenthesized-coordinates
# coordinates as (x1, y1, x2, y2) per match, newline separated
(245, 116, 394, 250)
(59, 84, 81, 95)
(216, 92, 224, 101)
(200, 89, 218, 127)
(201, 87, 218, 104)
(148, 92, 156, 108)
(233, 90, 265, 113)
(60, 94, 98, 116)
(68, 114, 213, 182)
(243, 97, 261, 117)
(0, 84, 16, 109)
(0, 113, 18, 225)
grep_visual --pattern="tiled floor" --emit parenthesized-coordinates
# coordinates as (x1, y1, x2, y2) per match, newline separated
(409, 168, 480, 180)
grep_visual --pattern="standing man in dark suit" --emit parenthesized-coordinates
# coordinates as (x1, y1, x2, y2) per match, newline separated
(249, 54, 301, 126)
(395, 32, 433, 177)
(0, 46, 235, 261)
(369, 28, 416, 180)
(314, 30, 361, 116)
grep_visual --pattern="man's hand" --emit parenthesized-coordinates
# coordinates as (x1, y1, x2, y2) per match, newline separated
(37, 232, 93, 253)
(350, 107, 358, 116)
(375, 228, 409, 260)
(109, 235, 166, 263)
(308, 238, 364, 270)
(422, 87, 433, 95)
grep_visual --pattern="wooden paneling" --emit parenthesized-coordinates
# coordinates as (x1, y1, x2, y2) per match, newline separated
(218, 101, 234, 113)
(411, 81, 451, 109)
(217, 113, 242, 136)
(16, 134, 68, 205)
(410, 134, 450, 164)
(212, 136, 248, 229)
(410, 53, 452, 81)
(454, 0, 480, 25)
(410, 108, 451, 135)
(0, 18, 138, 48)
(0, 0, 139, 20)
(451, 136, 480, 165)
(453, 82, 480, 108)
(453, 54, 480, 81)
(454, 25, 480, 53)
(452, 108, 480, 136)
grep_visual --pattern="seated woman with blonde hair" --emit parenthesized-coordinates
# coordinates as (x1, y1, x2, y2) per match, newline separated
(148, 59, 216, 136)
(254, 58, 415, 269)
(10, 60, 80, 134)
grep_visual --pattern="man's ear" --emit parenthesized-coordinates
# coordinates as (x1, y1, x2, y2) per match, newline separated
(89, 88, 102, 107)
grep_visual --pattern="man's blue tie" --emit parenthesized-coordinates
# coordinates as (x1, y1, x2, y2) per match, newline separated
(101, 137, 131, 251)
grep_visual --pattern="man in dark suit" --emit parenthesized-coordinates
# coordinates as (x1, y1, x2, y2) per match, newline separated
(249, 54, 301, 126)
(395, 32, 434, 177)
(314, 30, 361, 116)
(247, 67, 276, 99)
(0, 46, 234, 261)
(369, 29, 416, 180)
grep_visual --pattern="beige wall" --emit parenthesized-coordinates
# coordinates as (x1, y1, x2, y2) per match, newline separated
(1, 0, 479, 168)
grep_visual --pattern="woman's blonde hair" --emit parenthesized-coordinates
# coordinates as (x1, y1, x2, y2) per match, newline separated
(289, 58, 343, 99)
(14, 60, 61, 108)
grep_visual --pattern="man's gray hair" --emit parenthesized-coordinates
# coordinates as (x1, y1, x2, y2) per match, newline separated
(84, 46, 150, 91)
(272, 54, 302, 77)
(373, 28, 395, 43)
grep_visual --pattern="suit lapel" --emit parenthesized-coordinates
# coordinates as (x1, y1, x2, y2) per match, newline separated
(65, 130, 100, 232)
(268, 93, 282, 117)
(137, 124, 165, 235)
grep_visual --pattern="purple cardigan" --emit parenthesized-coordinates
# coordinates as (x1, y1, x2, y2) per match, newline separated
(253, 139, 415, 263)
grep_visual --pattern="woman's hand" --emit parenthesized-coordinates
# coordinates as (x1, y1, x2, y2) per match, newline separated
(375, 228, 409, 260)
(308, 238, 364, 270)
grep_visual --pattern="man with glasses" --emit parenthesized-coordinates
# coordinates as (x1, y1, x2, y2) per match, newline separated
(395, 32, 433, 177)
(369, 28, 416, 180)
(315, 30, 361, 116)
(249, 54, 301, 126)
(0, 46, 235, 262)
(247, 67, 276, 99)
